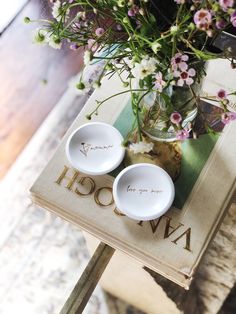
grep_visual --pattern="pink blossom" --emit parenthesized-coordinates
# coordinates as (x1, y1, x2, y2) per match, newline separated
(217, 89, 227, 99)
(128, 5, 139, 17)
(170, 112, 182, 125)
(216, 19, 227, 29)
(116, 24, 122, 31)
(70, 43, 79, 50)
(176, 129, 189, 140)
(221, 112, 236, 124)
(174, 68, 196, 86)
(95, 27, 105, 37)
(219, 0, 234, 11)
(154, 72, 166, 92)
(194, 9, 212, 31)
(171, 53, 189, 71)
(87, 39, 98, 52)
(230, 11, 236, 27)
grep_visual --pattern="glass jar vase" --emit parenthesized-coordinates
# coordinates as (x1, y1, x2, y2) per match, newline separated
(140, 80, 202, 142)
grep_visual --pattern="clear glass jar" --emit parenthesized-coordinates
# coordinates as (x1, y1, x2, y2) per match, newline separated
(140, 81, 202, 142)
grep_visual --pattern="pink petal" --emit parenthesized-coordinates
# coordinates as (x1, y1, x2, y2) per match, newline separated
(172, 64, 178, 71)
(221, 117, 230, 124)
(175, 53, 181, 58)
(229, 112, 236, 120)
(173, 70, 180, 77)
(179, 62, 188, 71)
(182, 54, 189, 61)
(177, 79, 184, 86)
(176, 129, 189, 140)
(188, 68, 196, 76)
(186, 78, 194, 85)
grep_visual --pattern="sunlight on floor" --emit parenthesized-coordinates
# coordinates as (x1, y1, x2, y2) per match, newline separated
(0, 0, 28, 33)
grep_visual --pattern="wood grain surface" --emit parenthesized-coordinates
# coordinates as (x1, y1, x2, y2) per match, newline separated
(60, 243, 115, 314)
(0, 0, 84, 179)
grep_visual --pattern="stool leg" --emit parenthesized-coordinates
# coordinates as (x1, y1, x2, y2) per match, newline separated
(60, 242, 115, 314)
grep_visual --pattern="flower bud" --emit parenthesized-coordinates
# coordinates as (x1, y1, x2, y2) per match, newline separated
(76, 82, 85, 90)
(123, 17, 130, 24)
(24, 17, 31, 24)
(170, 25, 178, 34)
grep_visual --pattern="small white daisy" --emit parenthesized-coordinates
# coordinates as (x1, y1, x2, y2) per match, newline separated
(52, 0, 70, 22)
(129, 141, 154, 154)
(131, 57, 157, 80)
(48, 35, 62, 49)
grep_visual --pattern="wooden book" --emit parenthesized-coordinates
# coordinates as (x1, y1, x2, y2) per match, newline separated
(30, 60, 236, 289)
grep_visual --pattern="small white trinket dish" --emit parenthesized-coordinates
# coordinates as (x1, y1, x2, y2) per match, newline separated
(66, 122, 125, 175)
(113, 163, 175, 221)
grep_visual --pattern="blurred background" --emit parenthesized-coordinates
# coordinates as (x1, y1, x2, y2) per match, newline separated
(0, 1, 144, 313)
(0, 0, 84, 179)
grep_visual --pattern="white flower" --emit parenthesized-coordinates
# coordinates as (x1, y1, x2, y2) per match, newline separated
(48, 35, 62, 49)
(129, 141, 154, 154)
(151, 42, 161, 53)
(52, 0, 61, 21)
(83, 50, 92, 66)
(32, 28, 48, 46)
(170, 25, 178, 34)
(131, 57, 157, 80)
(52, 0, 69, 22)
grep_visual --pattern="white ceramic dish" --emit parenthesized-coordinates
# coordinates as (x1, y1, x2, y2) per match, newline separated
(66, 122, 125, 175)
(113, 164, 175, 221)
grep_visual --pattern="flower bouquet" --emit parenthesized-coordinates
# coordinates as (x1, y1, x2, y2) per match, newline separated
(26, 0, 236, 154)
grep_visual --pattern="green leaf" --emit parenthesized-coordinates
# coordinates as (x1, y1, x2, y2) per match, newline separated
(191, 47, 219, 61)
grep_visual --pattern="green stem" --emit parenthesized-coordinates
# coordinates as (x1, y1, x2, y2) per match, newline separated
(87, 88, 149, 118)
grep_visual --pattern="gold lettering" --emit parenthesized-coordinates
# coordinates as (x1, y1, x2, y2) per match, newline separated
(164, 216, 184, 239)
(94, 187, 114, 207)
(55, 165, 80, 190)
(149, 217, 163, 234)
(75, 177, 95, 196)
(172, 228, 192, 252)
(113, 207, 126, 216)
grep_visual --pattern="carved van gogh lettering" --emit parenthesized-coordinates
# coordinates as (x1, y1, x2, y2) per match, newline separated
(94, 187, 113, 207)
(75, 177, 95, 196)
(164, 216, 184, 239)
(172, 228, 192, 252)
(55, 165, 95, 196)
(55, 166, 192, 252)
(138, 218, 192, 252)
(55, 165, 80, 190)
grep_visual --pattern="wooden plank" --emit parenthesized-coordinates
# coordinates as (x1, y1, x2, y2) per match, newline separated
(0, 0, 84, 179)
(60, 243, 115, 314)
